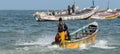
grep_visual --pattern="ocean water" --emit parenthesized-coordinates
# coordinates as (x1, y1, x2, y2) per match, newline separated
(0, 10, 120, 54)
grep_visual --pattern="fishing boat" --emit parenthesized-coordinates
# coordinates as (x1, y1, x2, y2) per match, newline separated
(33, 0, 98, 21)
(52, 22, 99, 49)
(90, 0, 118, 19)
(115, 9, 120, 18)
(33, 6, 98, 21)
(90, 9, 118, 19)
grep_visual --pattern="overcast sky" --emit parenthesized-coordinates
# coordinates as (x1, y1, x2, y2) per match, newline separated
(0, 0, 119, 10)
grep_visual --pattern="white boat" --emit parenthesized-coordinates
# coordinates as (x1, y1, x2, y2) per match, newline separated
(115, 9, 120, 18)
(33, 6, 98, 21)
(90, 0, 119, 19)
(90, 9, 118, 19)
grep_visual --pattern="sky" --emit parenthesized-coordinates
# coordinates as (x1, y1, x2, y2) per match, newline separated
(0, 0, 119, 10)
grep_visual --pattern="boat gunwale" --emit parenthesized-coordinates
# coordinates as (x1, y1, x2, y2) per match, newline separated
(64, 22, 99, 44)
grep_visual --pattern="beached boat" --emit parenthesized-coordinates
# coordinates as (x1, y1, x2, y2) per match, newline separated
(52, 22, 99, 49)
(33, 6, 98, 21)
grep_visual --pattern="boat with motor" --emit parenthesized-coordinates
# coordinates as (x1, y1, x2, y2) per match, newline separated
(52, 22, 99, 49)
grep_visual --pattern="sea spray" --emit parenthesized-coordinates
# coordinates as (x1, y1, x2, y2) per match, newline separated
(91, 40, 117, 49)
(15, 35, 54, 46)
(15, 35, 56, 51)
(80, 44, 87, 49)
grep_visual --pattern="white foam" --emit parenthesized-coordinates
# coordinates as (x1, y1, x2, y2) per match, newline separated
(80, 44, 88, 49)
(16, 35, 55, 46)
(16, 46, 30, 51)
(36, 36, 54, 46)
(47, 45, 59, 49)
(16, 35, 117, 50)
(91, 40, 117, 49)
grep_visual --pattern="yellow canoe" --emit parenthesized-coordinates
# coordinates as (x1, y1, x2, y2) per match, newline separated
(52, 22, 99, 49)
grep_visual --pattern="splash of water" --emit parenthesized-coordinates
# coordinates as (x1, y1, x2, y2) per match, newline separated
(47, 45, 59, 48)
(15, 35, 57, 51)
(15, 35, 117, 50)
(91, 40, 117, 49)
(80, 44, 88, 49)
(16, 46, 30, 51)
(15, 35, 54, 46)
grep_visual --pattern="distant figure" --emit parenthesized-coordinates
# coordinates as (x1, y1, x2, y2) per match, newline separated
(52, 11, 55, 15)
(72, 4, 75, 13)
(67, 5, 71, 15)
(72, 4, 78, 14)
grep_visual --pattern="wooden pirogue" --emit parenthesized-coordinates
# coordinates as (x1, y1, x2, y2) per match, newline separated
(33, 6, 98, 21)
(52, 22, 99, 49)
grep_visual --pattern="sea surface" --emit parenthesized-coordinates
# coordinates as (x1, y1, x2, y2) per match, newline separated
(0, 10, 120, 54)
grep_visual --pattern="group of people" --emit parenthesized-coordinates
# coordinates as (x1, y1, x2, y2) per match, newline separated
(55, 18, 71, 45)
(67, 4, 78, 15)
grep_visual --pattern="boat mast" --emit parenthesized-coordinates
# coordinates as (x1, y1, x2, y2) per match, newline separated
(72, 0, 76, 13)
(92, 0, 95, 7)
(107, 0, 109, 9)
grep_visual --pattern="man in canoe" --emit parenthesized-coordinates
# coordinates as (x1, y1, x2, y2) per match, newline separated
(54, 18, 71, 46)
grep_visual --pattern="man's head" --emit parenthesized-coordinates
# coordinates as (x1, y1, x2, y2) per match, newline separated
(59, 18, 62, 22)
